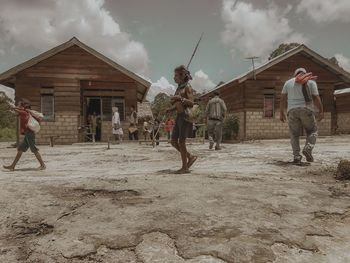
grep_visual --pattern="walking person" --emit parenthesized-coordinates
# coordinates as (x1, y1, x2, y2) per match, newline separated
(205, 91, 227, 150)
(128, 106, 139, 140)
(166, 65, 197, 174)
(280, 68, 324, 164)
(3, 99, 46, 171)
(112, 107, 123, 143)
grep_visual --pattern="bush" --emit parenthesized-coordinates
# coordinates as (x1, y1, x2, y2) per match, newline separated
(0, 127, 16, 142)
(223, 115, 239, 140)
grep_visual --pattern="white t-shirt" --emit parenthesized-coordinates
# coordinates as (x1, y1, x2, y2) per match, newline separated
(282, 78, 319, 112)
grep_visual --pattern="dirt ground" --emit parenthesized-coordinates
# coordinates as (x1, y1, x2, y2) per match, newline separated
(0, 136, 350, 263)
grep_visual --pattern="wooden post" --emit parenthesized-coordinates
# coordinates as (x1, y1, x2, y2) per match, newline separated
(107, 136, 110, 150)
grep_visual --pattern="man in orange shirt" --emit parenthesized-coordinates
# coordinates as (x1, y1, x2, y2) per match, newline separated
(164, 117, 175, 140)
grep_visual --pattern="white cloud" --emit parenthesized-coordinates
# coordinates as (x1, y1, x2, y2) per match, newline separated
(191, 70, 216, 94)
(221, 0, 307, 58)
(147, 77, 176, 101)
(335, 53, 350, 72)
(0, 0, 150, 76)
(0, 84, 14, 101)
(147, 69, 216, 101)
(297, 0, 350, 23)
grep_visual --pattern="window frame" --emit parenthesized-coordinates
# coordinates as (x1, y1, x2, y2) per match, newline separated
(263, 94, 276, 119)
(40, 91, 55, 122)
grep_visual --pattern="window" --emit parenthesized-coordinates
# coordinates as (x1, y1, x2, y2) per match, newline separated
(41, 88, 54, 121)
(101, 97, 125, 121)
(112, 98, 125, 121)
(263, 88, 275, 118)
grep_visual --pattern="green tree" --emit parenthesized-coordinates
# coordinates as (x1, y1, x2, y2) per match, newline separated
(151, 93, 172, 118)
(329, 57, 340, 67)
(269, 43, 301, 60)
(0, 93, 16, 141)
(0, 93, 15, 129)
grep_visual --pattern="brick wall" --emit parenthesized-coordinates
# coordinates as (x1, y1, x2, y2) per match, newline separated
(337, 113, 350, 134)
(36, 113, 79, 144)
(244, 111, 331, 139)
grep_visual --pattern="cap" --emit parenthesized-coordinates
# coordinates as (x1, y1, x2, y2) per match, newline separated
(294, 68, 307, 76)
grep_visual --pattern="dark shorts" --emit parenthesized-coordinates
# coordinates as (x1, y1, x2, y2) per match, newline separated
(18, 130, 38, 153)
(171, 113, 193, 141)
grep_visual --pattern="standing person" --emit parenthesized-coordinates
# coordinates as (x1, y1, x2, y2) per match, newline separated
(112, 107, 123, 143)
(3, 99, 46, 171)
(150, 117, 161, 146)
(164, 117, 175, 141)
(89, 112, 97, 142)
(143, 117, 151, 141)
(128, 106, 139, 140)
(205, 91, 227, 150)
(166, 65, 197, 174)
(280, 68, 324, 164)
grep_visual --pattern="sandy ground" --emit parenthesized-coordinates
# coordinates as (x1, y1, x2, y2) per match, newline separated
(0, 136, 350, 263)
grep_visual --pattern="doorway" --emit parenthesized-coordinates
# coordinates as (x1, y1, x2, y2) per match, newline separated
(86, 97, 102, 141)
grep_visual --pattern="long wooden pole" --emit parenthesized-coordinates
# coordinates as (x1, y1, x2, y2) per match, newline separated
(187, 33, 204, 69)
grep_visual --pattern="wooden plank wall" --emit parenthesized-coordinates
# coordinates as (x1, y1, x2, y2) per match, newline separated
(13, 44, 141, 143)
(243, 53, 339, 113)
(335, 93, 350, 113)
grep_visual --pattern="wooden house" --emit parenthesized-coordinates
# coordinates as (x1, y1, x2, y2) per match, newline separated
(0, 37, 151, 144)
(201, 45, 350, 140)
(335, 89, 350, 133)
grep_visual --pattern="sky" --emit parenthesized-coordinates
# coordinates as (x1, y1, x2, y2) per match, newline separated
(0, 0, 350, 101)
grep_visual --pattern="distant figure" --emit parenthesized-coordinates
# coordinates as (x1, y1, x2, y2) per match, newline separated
(150, 117, 161, 146)
(89, 112, 98, 142)
(128, 106, 139, 140)
(164, 117, 175, 140)
(3, 99, 46, 171)
(143, 117, 151, 141)
(280, 68, 324, 164)
(205, 91, 227, 150)
(166, 65, 197, 173)
(112, 107, 123, 143)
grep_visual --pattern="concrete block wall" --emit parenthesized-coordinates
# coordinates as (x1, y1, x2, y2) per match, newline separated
(245, 111, 289, 139)
(336, 113, 350, 134)
(244, 111, 331, 139)
(36, 113, 79, 144)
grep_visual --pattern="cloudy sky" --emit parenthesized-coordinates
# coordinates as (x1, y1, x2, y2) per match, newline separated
(0, 0, 350, 101)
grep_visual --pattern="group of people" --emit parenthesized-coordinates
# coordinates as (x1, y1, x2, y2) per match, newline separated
(3, 65, 323, 172)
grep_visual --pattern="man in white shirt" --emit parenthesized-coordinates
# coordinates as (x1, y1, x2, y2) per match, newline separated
(280, 68, 324, 164)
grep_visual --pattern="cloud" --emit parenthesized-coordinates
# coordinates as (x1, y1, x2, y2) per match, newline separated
(335, 54, 350, 72)
(191, 70, 216, 94)
(297, 0, 350, 23)
(221, 0, 306, 58)
(0, 0, 150, 76)
(147, 70, 216, 101)
(0, 84, 14, 101)
(147, 77, 176, 101)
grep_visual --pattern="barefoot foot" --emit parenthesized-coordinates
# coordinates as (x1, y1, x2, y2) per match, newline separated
(3, 165, 15, 171)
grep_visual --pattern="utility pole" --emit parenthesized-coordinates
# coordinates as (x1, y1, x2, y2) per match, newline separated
(245, 56, 259, 80)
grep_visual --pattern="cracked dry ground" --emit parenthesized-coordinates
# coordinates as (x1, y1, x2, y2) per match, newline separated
(0, 136, 350, 263)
